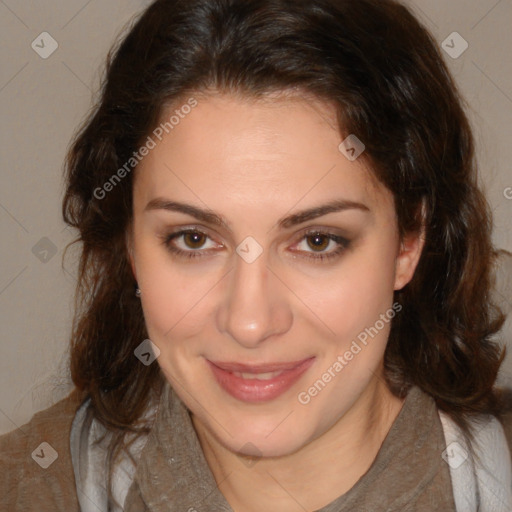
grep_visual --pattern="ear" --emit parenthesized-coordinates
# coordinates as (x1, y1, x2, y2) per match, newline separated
(394, 201, 427, 291)
(393, 229, 425, 291)
(125, 225, 137, 281)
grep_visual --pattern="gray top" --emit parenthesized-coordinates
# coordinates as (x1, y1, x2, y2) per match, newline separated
(121, 382, 456, 511)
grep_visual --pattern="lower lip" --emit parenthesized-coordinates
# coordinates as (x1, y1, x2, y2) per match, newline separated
(207, 358, 315, 403)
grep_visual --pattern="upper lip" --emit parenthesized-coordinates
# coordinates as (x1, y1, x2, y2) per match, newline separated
(208, 357, 314, 373)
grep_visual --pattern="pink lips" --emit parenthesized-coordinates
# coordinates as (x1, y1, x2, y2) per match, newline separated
(207, 357, 315, 403)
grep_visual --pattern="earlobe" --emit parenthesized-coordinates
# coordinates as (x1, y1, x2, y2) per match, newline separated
(393, 230, 425, 291)
(125, 228, 137, 280)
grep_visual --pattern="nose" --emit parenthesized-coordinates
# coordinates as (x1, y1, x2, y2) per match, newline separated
(216, 249, 293, 348)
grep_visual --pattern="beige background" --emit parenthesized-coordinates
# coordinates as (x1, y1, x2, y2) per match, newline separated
(0, 0, 511, 435)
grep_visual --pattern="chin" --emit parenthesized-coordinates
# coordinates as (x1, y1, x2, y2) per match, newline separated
(231, 431, 308, 459)
(203, 408, 317, 459)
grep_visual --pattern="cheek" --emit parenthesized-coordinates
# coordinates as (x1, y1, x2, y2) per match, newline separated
(134, 214, 399, 355)
(135, 242, 220, 344)
(290, 235, 398, 341)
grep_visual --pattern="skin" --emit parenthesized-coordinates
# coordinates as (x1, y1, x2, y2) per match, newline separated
(128, 92, 424, 511)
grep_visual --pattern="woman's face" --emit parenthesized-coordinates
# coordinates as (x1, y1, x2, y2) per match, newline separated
(129, 93, 422, 458)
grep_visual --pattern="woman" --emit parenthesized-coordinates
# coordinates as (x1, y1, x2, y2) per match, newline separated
(1, 0, 511, 510)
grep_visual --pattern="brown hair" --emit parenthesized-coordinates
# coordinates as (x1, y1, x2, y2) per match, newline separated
(63, 0, 506, 501)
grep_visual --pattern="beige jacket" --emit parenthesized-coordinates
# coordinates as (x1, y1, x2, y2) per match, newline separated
(0, 388, 85, 511)
(1, 386, 512, 512)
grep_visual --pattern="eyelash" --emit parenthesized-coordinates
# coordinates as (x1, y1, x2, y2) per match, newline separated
(161, 228, 350, 263)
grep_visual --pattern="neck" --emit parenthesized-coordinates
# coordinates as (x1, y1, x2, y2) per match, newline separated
(192, 376, 406, 512)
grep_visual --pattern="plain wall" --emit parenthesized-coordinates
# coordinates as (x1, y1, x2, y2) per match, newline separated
(1, 0, 511, 434)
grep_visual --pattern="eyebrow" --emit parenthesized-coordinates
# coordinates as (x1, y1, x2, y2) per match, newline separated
(144, 198, 370, 230)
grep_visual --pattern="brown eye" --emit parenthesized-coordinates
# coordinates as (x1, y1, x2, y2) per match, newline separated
(291, 230, 350, 263)
(183, 231, 207, 249)
(306, 233, 330, 252)
(163, 229, 221, 260)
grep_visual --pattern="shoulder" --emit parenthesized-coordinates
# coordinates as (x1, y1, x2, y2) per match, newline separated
(500, 404, 512, 455)
(494, 386, 512, 456)
(438, 404, 512, 511)
(0, 387, 86, 512)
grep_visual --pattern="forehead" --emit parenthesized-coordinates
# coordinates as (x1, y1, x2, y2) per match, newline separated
(133, 93, 389, 217)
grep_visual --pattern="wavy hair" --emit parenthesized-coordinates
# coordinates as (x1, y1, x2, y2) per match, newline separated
(62, 0, 507, 502)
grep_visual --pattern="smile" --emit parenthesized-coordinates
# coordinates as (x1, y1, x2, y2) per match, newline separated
(207, 357, 315, 403)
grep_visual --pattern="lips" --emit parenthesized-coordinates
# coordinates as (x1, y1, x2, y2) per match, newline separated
(207, 357, 315, 403)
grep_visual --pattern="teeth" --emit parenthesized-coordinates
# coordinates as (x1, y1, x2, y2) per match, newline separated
(233, 370, 284, 380)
